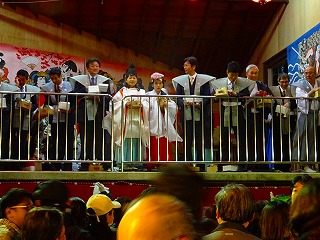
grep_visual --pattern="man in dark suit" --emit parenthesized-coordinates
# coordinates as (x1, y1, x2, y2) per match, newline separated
(71, 58, 115, 170)
(41, 67, 76, 171)
(269, 73, 296, 172)
(12, 69, 40, 161)
(246, 64, 273, 170)
(212, 62, 255, 169)
(0, 76, 19, 170)
(172, 56, 215, 165)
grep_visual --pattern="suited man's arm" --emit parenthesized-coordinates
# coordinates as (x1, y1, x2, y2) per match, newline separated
(30, 94, 39, 111)
(4, 94, 14, 113)
(74, 82, 87, 94)
(175, 83, 185, 108)
(67, 91, 77, 112)
(200, 82, 211, 106)
(237, 87, 251, 98)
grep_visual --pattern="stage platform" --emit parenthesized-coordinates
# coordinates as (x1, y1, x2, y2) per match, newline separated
(0, 171, 318, 185)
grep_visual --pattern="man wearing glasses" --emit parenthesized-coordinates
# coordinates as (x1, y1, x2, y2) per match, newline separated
(0, 188, 33, 239)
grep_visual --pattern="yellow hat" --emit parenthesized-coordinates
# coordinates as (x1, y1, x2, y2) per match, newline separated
(86, 194, 121, 217)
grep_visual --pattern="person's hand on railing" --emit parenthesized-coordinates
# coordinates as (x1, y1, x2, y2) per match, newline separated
(228, 89, 237, 97)
(283, 102, 290, 108)
(126, 100, 141, 109)
(86, 95, 100, 101)
(59, 109, 69, 113)
(194, 102, 202, 109)
(255, 90, 267, 97)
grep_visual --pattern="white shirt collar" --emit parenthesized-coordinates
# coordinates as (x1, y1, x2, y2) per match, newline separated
(189, 73, 197, 79)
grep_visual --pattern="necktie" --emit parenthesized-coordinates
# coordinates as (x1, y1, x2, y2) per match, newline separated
(90, 77, 96, 86)
(231, 82, 234, 90)
(21, 86, 25, 99)
(55, 85, 60, 93)
(281, 90, 286, 105)
(283, 90, 286, 96)
(190, 76, 194, 85)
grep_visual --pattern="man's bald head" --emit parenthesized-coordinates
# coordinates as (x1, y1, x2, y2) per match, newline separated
(117, 193, 195, 240)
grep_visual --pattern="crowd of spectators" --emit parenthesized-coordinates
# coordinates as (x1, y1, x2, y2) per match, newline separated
(0, 163, 318, 240)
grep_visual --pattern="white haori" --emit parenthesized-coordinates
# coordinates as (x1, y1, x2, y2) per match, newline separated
(172, 74, 215, 121)
(70, 74, 110, 121)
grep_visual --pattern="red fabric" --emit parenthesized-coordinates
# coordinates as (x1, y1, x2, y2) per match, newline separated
(213, 112, 220, 128)
(37, 94, 46, 108)
(0, 181, 291, 206)
(149, 136, 173, 161)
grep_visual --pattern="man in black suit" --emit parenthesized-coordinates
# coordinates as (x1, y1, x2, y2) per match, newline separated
(269, 73, 296, 171)
(71, 58, 115, 170)
(213, 62, 255, 168)
(172, 56, 215, 165)
(41, 67, 76, 171)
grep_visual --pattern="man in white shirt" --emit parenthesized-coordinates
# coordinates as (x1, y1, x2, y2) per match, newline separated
(292, 66, 320, 172)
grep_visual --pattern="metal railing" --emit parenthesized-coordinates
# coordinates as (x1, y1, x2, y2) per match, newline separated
(0, 91, 318, 171)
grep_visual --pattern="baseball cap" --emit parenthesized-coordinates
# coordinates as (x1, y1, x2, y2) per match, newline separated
(86, 194, 121, 218)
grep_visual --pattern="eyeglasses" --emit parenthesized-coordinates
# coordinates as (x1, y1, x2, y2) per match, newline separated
(10, 205, 34, 210)
(304, 71, 315, 76)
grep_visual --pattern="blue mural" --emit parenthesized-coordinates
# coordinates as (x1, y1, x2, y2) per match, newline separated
(287, 23, 320, 84)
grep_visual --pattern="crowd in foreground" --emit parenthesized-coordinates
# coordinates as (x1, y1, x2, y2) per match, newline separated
(0, 164, 318, 240)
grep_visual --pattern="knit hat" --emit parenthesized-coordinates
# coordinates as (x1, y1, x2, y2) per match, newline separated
(86, 194, 121, 221)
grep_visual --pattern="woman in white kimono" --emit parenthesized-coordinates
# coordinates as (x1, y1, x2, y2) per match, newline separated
(146, 72, 182, 162)
(112, 65, 149, 162)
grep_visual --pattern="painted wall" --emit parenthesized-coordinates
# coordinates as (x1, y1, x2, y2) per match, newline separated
(0, 5, 182, 87)
(250, 0, 320, 77)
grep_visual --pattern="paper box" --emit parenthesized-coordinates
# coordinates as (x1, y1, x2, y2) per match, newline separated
(275, 105, 289, 116)
(256, 98, 272, 108)
(98, 83, 109, 92)
(0, 98, 6, 108)
(215, 88, 228, 97)
(88, 85, 100, 93)
(184, 96, 203, 103)
(131, 100, 141, 108)
(19, 99, 32, 110)
(58, 102, 70, 111)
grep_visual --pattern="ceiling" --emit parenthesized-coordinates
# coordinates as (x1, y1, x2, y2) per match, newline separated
(5, 0, 289, 77)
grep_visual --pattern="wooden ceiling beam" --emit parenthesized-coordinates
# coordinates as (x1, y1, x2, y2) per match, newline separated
(135, 0, 148, 56)
(152, 0, 170, 63)
(192, 0, 213, 57)
(226, 7, 254, 68)
(116, 0, 126, 48)
(76, 0, 82, 34)
(203, 3, 232, 73)
(97, 0, 104, 40)
(170, 1, 188, 69)
(245, 3, 288, 75)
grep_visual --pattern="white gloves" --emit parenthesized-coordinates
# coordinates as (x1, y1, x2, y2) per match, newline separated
(93, 182, 110, 195)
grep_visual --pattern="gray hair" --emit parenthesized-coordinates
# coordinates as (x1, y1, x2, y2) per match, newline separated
(246, 64, 259, 73)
